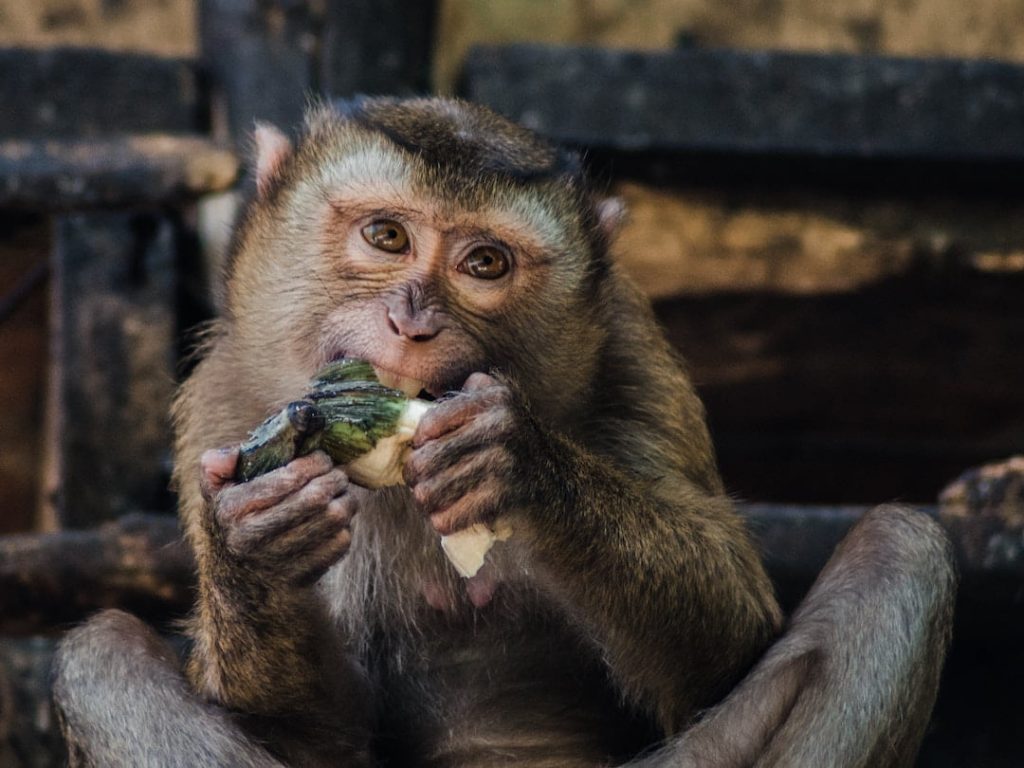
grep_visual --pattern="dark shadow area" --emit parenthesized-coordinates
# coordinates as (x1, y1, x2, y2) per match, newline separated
(590, 148, 1024, 199)
(0, 212, 49, 534)
(655, 267, 1024, 503)
(918, 587, 1024, 768)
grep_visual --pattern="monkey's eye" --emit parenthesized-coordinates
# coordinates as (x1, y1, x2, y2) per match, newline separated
(361, 219, 409, 253)
(457, 246, 510, 280)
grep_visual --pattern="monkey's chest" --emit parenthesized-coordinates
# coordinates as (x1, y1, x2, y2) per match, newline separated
(369, 609, 657, 768)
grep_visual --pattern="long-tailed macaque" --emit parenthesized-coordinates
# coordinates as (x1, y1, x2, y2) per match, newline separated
(53, 97, 956, 767)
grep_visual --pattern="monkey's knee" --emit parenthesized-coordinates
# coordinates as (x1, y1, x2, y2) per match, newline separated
(853, 504, 957, 609)
(738, 508, 957, 768)
(801, 504, 957, 710)
(796, 504, 957, 655)
(54, 610, 177, 735)
(826, 504, 954, 585)
(55, 609, 174, 689)
(858, 504, 954, 563)
(55, 611, 287, 767)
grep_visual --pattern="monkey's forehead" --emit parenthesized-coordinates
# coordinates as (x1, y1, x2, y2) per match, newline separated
(295, 130, 586, 248)
(335, 96, 582, 183)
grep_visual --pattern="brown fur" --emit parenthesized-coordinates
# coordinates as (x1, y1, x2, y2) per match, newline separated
(53, 98, 955, 767)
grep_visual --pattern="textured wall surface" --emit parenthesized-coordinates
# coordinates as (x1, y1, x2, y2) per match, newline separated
(0, 0, 194, 56)
(434, 0, 1024, 90)
(1, 1, 1023, 75)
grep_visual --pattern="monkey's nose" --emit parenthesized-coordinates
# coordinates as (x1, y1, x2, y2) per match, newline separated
(386, 308, 442, 342)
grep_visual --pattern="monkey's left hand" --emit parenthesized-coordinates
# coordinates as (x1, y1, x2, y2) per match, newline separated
(404, 372, 551, 535)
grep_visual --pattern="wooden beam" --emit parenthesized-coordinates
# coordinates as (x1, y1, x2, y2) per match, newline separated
(199, 0, 441, 145)
(463, 44, 1024, 162)
(321, 0, 438, 98)
(0, 135, 238, 210)
(653, 268, 1024, 503)
(2, 501, 1022, 634)
(43, 213, 178, 528)
(199, 0, 317, 145)
(0, 47, 201, 139)
(0, 514, 191, 635)
(0, 637, 63, 765)
(463, 43, 1024, 194)
(610, 181, 1024, 300)
(745, 502, 1024, 607)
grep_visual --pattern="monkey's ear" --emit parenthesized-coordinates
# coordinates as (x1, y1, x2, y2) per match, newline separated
(253, 123, 294, 197)
(595, 197, 627, 241)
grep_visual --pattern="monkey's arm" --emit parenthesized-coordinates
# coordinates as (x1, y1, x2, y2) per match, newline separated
(178, 447, 372, 766)
(406, 374, 780, 735)
(521, 434, 780, 734)
(629, 505, 955, 768)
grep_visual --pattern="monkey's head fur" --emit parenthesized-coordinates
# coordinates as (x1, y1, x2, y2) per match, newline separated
(219, 97, 625, 424)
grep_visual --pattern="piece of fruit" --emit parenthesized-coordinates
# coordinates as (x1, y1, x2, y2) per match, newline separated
(234, 361, 508, 577)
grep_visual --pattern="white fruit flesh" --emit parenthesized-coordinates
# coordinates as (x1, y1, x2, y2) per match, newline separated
(346, 396, 512, 575)
(440, 519, 514, 578)
(346, 399, 433, 487)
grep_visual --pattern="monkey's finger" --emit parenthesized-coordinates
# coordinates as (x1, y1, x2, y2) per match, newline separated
(270, 503, 351, 561)
(409, 397, 509, 456)
(405, 407, 512, 483)
(217, 452, 336, 520)
(268, 500, 354, 568)
(408, 448, 509, 515)
(199, 447, 241, 501)
(222, 468, 349, 551)
(461, 372, 499, 391)
(429, 479, 503, 536)
(220, 463, 344, 537)
(404, 432, 478, 485)
(289, 528, 354, 587)
(325, 492, 360, 523)
(231, 490, 351, 564)
(411, 386, 508, 447)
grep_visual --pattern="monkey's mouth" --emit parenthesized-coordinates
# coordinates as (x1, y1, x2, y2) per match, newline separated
(371, 365, 438, 401)
(322, 350, 447, 399)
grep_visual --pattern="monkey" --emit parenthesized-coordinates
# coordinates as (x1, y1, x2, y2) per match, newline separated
(52, 97, 956, 767)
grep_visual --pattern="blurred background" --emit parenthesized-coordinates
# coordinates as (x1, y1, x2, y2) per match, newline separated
(0, 1, 1021, 765)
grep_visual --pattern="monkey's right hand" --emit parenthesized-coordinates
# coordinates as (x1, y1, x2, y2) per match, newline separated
(198, 448, 356, 590)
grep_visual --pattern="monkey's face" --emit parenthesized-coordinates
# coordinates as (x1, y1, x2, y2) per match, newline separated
(229, 105, 609, 422)
(318, 202, 535, 396)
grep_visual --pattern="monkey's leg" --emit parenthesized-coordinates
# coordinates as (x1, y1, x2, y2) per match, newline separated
(53, 609, 286, 768)
(634, 504, 956, 768)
